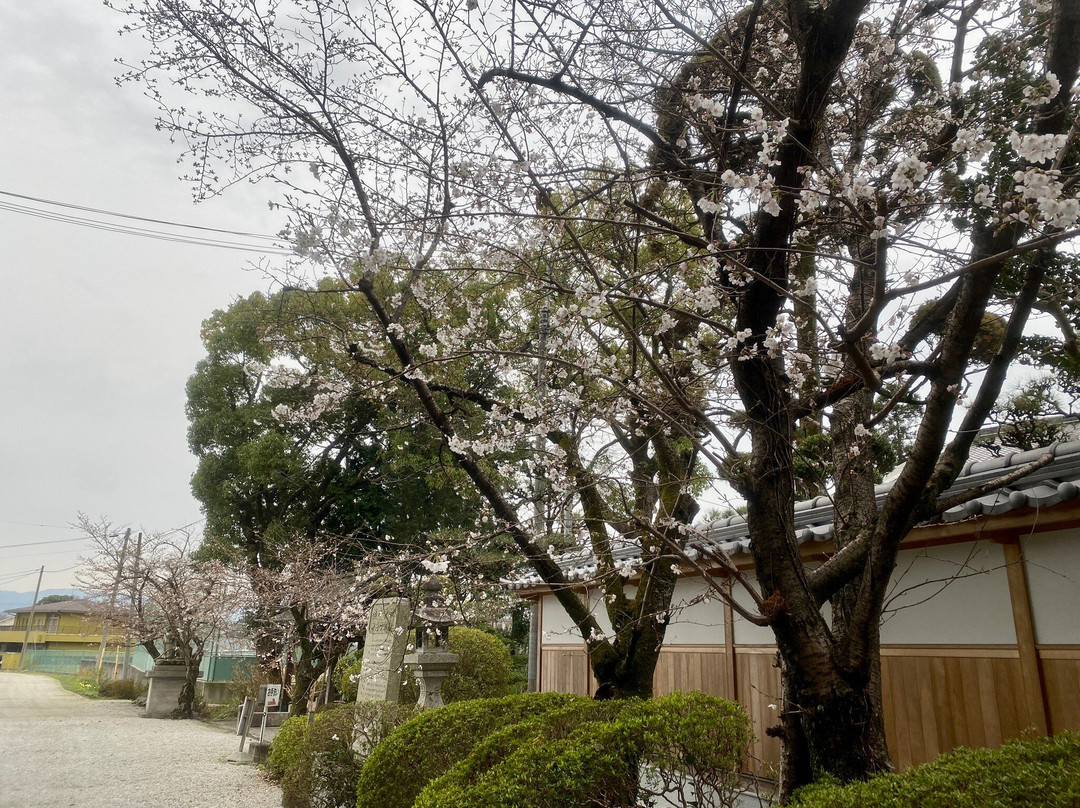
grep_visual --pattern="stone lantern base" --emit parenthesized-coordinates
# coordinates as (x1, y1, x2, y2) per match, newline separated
(403, 650, 459, 709)
(145, 662, 186, 718)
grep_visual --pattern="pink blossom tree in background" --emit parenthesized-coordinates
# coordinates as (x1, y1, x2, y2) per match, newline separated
(111, 0, 1080, 792)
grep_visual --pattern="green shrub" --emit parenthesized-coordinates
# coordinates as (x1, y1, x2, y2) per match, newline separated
(333, 652, 364, 702)
(282, 705, 363, 808)
(270, 702, 418, 808)
(97, 677, 147, 700)
(268, 714, 311, 783)
(355, 692, 591, 808)
(413, 692, 750, 808)
(399, 627, 513, 705)
(352, 700, 419, 757)
(413, 698, 617, 808)
(791, 732, 1080, 808)
(622, 691, 752, 806)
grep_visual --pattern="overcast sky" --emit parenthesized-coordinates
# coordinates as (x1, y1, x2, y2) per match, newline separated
(0, 2, 291, 593)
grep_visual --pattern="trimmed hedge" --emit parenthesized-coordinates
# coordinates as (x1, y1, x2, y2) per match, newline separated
(412, 691, 751, 808)
(268, 703, 417, 808)
(355, 692, 592, 808)
(282, 705, 360, 808)
(268, 714, 311, 783)
(413, 698, 618, 808)
(791, 732, 1080, 808)
(399, 627, 513, 705)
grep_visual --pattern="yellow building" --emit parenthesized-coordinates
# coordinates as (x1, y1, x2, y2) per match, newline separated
(0, 600, 107, 672)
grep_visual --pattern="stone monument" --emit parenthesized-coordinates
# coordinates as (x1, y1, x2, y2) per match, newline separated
(403, 577, 460, 709)
(144, 660, 187, 718)
(357, 596, 411, 702)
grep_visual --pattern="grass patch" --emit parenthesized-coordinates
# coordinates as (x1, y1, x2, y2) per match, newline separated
(40, 673, 104, 699)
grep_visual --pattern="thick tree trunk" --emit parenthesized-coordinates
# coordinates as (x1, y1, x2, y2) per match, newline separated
(589, 630, 663, 700)
(775, 653, 890, 801)
(174, 650, 202, 719)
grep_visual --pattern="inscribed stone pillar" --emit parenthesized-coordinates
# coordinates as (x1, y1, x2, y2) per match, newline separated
(357, 597, 411, 702)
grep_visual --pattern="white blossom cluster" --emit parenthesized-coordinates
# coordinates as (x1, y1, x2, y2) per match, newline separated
(1023, 72, 1061, 106)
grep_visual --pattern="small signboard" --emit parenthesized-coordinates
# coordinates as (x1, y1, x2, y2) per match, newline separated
(264, 684, 282, 711)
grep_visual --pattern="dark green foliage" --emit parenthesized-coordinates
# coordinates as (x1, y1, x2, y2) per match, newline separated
(622, 691, 753, 806)
(280, 705, 362, 808)
(412, 699, 618, 808)
(444, 629, 512, 701)
(411, 692, 751, 808)
(96, 678, 147, 700)
(352, 700, 419, 757)
(36, 594, 74, 605)
(790, 733, 1080, 808)
(355, 692, 592, 808)
(268, 702, 419, 808)
(333, 652, 364, 702)
(268, 715, 311, 783)
(399, 627, 513, 705)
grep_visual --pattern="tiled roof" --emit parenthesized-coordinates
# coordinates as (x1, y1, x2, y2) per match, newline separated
(5, 599, 93, 615)
(507, 439, 1080, 590)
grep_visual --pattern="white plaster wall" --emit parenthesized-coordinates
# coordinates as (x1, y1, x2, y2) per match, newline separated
(730, 573, 777, 645)
(1021, 528, 1080, 645)
(665, 577, 725, 645)
(539, 590, 611, 645)
(879, 540, 1015, 645)
(540, 579, 727, 646)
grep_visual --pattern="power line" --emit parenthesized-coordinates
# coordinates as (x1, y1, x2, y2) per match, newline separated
(0, 199, 293, 255)
(0, 568, 42, 585)
(1, 535, 95, 550)
(0, 189, 281, 240)
(0, 191, 294, 255)
(158, 518, 206, 538)
(0, 519, 82, 530)
(2, 546, 97, 561)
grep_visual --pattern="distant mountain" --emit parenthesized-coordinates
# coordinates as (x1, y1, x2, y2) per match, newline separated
(0, 589, 85, 615)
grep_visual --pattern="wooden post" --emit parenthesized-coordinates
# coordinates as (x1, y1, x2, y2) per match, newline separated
(723, 577, 737, 703)
(1002, 537, 1050, 735)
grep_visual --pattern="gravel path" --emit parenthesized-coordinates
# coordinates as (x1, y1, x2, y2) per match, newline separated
(0, 672, 282, 808)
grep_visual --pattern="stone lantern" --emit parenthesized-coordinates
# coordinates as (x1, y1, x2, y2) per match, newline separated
(403, 576, 460, 708)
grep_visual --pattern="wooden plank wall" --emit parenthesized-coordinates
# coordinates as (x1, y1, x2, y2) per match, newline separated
(1041, 647, 1080, 734)
(734, 647, 783, 777)
(540, 646, 590, 696)
(654, 645, 730, 699)
(540, 642, 1080, 773)
(879, 647, 1026, 770)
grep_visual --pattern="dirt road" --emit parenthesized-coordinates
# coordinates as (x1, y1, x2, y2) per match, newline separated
(0, 671, 281, 808)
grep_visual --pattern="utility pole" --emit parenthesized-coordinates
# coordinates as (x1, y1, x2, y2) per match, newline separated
(17, 566, 45, 671)
(120, 532, 143, 678)
(96, 528, 131, 679)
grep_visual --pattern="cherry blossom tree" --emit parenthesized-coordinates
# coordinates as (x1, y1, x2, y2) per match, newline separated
(78, 518, 249, 718)
(111, 0, 1080, 791)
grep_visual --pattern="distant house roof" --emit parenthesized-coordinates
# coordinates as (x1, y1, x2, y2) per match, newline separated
(5, 599, 94, 616)
(507, 439, 1080, 591)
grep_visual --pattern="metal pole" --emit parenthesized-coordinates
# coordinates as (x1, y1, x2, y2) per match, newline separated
(526, 599, 540, 692)
(17, 567, 45, 670)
